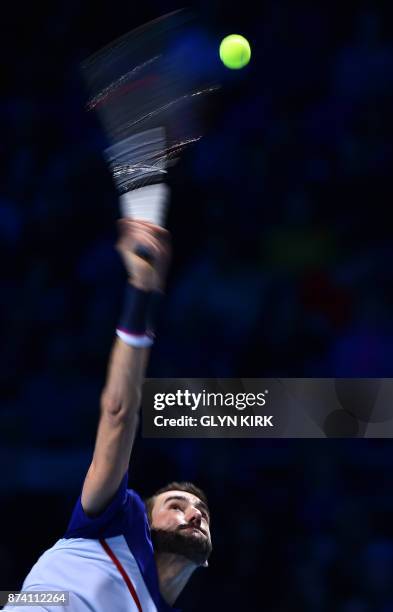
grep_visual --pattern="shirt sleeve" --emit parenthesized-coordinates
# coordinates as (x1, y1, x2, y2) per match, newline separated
(64, 472, 130, 539)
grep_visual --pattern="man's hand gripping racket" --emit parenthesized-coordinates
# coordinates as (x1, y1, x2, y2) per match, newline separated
(116, 219, 171, 292)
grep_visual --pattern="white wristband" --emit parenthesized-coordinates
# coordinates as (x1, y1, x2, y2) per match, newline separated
(116, 328, 154, 348)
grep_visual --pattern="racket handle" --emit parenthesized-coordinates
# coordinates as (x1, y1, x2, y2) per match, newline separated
(134, 244, 155, 263)
(119, 183, 170, 227)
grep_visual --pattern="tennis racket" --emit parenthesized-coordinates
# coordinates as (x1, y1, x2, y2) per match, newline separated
(81, 9, 220, 231)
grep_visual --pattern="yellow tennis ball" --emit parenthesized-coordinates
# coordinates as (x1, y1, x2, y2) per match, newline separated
(219, 34, 251, 69)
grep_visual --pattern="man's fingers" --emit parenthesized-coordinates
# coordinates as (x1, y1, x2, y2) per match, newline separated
(117, 218, 170, 241)
(117, 229, 163, 251)
(116, 232, 167, 264)
(116, 219, 170, 260)
(115, 218, 171, 292)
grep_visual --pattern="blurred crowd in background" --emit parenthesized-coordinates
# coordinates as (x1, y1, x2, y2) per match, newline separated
(1, 0, 393, 609)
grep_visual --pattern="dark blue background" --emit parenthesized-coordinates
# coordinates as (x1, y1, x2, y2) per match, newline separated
(1, 1, 393, 610)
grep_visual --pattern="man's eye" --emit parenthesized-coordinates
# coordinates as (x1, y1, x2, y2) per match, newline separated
(171, 504, 181, 511)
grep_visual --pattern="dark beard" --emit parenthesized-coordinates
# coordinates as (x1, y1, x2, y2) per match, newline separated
(150, 527, 212, 566)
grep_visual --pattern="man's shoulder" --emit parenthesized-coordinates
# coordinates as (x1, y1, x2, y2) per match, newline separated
(64, 476, 148, 540)
(126, 487, 145, 508)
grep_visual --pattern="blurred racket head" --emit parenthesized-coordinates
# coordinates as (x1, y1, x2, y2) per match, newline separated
(80, 9, 220, 197)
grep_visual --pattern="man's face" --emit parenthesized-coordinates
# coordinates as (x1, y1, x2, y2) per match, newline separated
(150, 490, 212, 566)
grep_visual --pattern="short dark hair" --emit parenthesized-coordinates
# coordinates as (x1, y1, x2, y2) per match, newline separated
(144, 481, 209, 525)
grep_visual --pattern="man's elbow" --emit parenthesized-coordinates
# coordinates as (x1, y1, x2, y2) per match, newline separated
(100, 390, 142, 425)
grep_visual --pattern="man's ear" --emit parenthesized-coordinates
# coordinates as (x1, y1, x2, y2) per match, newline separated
(202, 560, 209, 568)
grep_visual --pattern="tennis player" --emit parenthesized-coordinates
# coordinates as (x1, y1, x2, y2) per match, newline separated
(4, 218, 212, 611)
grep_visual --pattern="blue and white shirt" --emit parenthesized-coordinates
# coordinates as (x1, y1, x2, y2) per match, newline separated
(4, 474, 177, 612)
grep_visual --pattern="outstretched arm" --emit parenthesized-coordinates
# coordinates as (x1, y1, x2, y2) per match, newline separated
(81, 220, 170, 516)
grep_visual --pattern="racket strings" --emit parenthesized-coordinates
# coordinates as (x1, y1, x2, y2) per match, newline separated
(82, 10, 218, 149)
(81, 9, 220, 226)
(130, 83, 219, 127)
(86, 56, 161, 112)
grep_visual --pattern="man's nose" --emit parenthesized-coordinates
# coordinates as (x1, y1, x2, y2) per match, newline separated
(186, 506, 202, 525)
